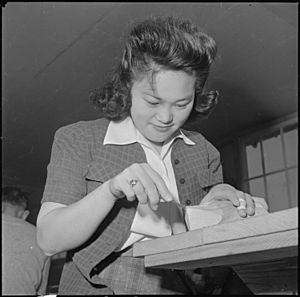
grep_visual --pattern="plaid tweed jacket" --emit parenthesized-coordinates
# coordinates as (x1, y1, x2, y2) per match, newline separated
(42, 117, 223, 294)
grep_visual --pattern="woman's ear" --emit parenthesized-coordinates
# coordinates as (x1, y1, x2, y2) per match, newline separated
(20, 209, 30, 220)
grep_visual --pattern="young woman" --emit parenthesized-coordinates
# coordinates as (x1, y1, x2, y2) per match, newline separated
(37, 15, 255, 294)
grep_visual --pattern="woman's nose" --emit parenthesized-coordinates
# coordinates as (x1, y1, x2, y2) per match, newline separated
(156, 106, 173, 124)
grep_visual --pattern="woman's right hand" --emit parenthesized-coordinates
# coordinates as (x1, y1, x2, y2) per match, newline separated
(108, 163, 173, 210)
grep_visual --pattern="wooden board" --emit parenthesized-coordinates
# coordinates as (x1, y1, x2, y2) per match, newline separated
(143, 229, 298, 269)
(133, 207, 298, 257)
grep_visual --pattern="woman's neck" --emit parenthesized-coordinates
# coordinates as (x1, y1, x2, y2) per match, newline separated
(150, 141, 163, 154)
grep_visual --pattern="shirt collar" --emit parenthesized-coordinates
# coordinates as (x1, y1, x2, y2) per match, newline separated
(103, 116, 137, 145)
(103, 116, 195, 146)
(177, 130, 196, 146)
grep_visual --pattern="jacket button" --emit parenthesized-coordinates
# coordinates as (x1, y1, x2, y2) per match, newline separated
(174, 159, 180, 165)
(185, 199, 191, 206)
(180, 178, 185, 184)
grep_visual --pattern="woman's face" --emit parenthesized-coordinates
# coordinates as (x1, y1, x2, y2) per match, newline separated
(130, 70, 195, 145)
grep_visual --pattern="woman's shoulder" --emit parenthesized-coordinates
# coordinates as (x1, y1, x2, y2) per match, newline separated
(55, 118, 110, 139)
(181, 128, 209, 143)
(181, 128, 220, 153)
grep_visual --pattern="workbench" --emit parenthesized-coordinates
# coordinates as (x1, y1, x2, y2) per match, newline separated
(133, 207, 298, 294)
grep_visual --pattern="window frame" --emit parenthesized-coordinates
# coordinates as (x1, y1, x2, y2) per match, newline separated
(238, 112, 298, 209)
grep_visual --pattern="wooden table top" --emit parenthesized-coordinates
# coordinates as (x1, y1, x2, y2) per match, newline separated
(133, 207, 298, 294)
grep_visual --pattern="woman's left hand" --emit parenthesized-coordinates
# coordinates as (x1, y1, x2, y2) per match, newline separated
(201, 183, 255, 218)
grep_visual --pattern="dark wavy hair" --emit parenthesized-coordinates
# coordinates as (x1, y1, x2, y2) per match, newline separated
(2, 186, 29, 209)
(90, 15, 219, 123)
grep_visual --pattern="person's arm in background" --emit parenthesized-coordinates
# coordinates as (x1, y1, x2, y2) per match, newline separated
(37, 256, 51, 296)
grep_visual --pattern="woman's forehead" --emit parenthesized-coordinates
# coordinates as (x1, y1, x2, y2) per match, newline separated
(134, 70, 196, 98)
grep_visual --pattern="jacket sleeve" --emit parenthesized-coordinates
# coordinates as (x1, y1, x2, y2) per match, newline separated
(205, 139, 224, 187)
(42, 122, 91, 205)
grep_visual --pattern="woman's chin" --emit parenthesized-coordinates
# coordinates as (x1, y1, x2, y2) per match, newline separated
(143, 127, 178, 145)
(146, 133, 169, 144)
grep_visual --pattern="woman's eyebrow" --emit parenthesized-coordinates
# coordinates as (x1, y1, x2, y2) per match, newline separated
(176, 96, 193, 102)
(143, 92, 161, 100)
(143, 92, 193, 102)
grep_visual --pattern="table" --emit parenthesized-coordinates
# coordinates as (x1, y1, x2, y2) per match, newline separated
(133, 207, 298, 294)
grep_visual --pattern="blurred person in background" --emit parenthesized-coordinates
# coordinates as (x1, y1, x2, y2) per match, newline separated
(2, 186, 51, 295)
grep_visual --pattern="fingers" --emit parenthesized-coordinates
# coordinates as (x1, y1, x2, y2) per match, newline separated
(109, 174, 135, 201)
(207, 184, 256, 218)
(236, 191, 255, 218)
(129, 178, 148, 204)
(236, 191, 247, 218)
(111, 163, 173, 210)
(207, 184, 240, 206)
(130, 173, 160, 210)
(142, 164, 173, 202)
(245, 193, 255, 216)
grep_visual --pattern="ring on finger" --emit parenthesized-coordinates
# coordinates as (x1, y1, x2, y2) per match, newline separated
(129, 178, 139, 187)
(237, 197, 247, 210)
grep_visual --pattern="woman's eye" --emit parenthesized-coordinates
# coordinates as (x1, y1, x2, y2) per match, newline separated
(147, 101, 159, 106)
(176, 103, 188, 108)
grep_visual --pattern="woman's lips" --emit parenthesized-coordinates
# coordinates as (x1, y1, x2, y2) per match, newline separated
(152, 124, 173, 132)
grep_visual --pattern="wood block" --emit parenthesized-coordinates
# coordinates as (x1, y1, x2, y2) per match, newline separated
(185, 197, 268, 230)
(133, 207, 298, 257)
(185, 208, 222, 230)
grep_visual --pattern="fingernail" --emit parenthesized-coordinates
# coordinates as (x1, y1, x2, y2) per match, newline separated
(238, 198, 246, 208)
(248, 207, 255, 215)
(239, 210, 247, 217)
(164, 194, 173, 202)
(151, 204, 158, 211)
